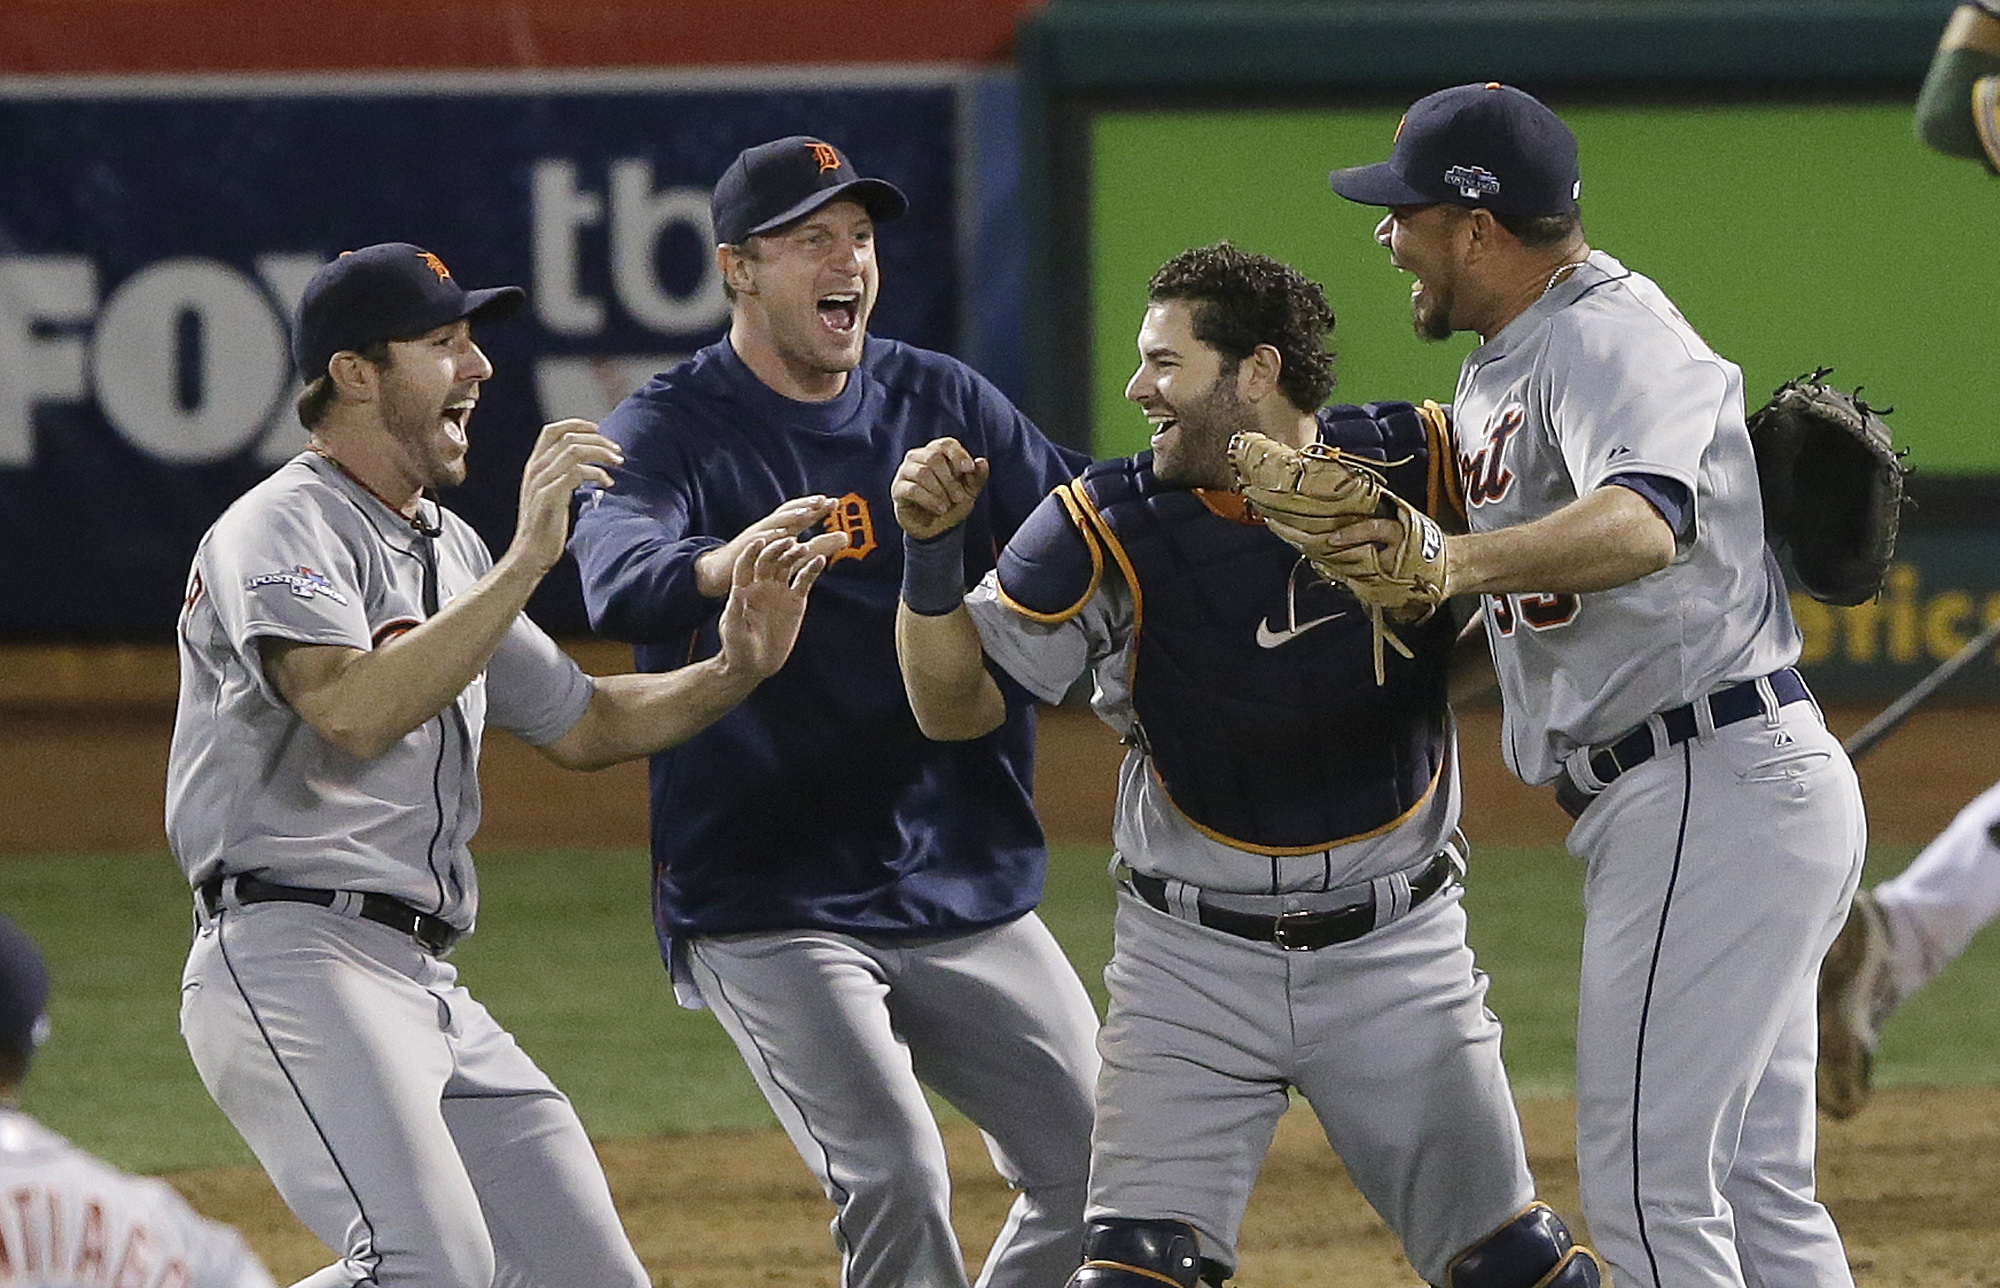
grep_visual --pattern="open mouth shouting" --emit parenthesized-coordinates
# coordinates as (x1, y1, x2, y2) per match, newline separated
(441, 396, 477, 447)
(1145, 409, 1179, 450)
(817, 291, 861, 335)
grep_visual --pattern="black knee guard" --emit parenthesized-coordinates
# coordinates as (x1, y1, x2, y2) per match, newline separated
(1068, 1219, 1230, 1288)
(1447, 1203, 1607, 1288)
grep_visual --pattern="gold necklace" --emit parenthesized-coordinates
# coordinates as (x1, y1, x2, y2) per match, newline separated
(1542, 259, 1587, 297)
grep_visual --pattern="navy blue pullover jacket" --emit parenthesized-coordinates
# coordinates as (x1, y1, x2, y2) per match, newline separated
(569, 337, 1086, 943)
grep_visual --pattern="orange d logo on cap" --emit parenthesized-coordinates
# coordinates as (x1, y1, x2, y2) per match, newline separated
(807, 142, 842, 173)
(418, 250, 452, 281)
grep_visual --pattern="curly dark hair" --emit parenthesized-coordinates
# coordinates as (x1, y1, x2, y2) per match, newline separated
(1146, 242, 1337, 413)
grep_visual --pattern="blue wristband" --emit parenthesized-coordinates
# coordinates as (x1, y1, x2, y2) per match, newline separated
(901, 526, 968, 616)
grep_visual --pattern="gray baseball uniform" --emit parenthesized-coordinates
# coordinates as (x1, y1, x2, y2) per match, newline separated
(1454, 251, 1865, 1288)
(0, 1105, 275, 1288)
(169, 451, 648, 1288)
(964, 562, 1537, 1281)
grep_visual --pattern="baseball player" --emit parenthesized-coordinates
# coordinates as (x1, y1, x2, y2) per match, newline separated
(0, 913, 278, 1288)
(893, 243, 1602, 1288)
(170, 242, 833, 1288)
(565, 137, 1101, 1288)
(1318, 85, 1867, 1288)
(1816, 0, 2000, 1120)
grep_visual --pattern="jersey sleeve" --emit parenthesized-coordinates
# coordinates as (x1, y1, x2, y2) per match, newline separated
(966, 567, 1127, 707)
(993, 485, 1104, 624)
(198, 493, 375, 704)
(1606, 471, 1695, 541)
(484, 614, 598, 745)
(1915, 4, 2000, 169)
(1544, 311, 1722, 497)
(568, 394, 728, 644)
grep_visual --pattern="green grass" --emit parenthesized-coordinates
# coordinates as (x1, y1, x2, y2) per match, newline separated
(3, 840, 1997, 1174)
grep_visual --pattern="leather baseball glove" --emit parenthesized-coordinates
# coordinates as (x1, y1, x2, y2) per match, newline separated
(1228, 431, 1450, 683)
(1747, 368, 1910, 607)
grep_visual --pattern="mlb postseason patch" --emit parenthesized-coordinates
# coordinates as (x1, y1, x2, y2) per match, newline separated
(1444, 164, 1500, 199)
(247, 566, 350, 605)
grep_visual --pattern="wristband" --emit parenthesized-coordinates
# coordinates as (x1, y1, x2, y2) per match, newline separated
(900, 526, 968, 616)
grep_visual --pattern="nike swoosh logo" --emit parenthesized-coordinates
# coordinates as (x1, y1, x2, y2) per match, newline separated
(1255, 612, 1346, 649)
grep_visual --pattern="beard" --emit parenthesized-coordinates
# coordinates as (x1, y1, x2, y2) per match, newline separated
(381, 381, 470, 491)
(1153, 374, 1261, 490)
(1412, 279, 1456, 343)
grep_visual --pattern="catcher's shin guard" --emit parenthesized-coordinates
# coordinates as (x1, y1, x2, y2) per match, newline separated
(1067, 1219, 1229, 1288)
(1447, 1203, 1606, 1288)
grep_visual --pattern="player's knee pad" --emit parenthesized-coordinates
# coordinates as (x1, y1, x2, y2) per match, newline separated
(1068, 1219, 1230, 1288)
(1447, 1203, 1607, 1288)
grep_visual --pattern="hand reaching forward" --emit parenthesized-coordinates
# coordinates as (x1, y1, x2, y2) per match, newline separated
(892, 437, 990, 539)
(696, 495, 848, 599)
(714, 534, 835, 683)
(512, 418, 624, 574)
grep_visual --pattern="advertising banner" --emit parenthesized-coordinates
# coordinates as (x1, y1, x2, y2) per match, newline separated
(0, 71, 966, 635)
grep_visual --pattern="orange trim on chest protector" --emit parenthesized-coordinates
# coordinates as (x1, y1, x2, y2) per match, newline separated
(1155, 755, 1446, 857)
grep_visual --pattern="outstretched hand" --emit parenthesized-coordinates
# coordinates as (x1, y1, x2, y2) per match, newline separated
(892, 437, 990, 539)
(697, 495, 848, 599)
(714, 534, 835, 683)
(513, 418, 623, 574)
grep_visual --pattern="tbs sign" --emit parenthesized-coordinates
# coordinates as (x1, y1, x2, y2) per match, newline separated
(0, 76, 959, 635)
(0, 156, 734, 471)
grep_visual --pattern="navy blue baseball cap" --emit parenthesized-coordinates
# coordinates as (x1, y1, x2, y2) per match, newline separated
(1329, 83, 1581, 217)
(0, 914, 49, 1069)
(711, 136, 909, 246)
(293, 243, 525, 382)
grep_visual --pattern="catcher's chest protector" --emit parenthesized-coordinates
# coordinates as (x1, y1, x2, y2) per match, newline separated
(1080, 450, 1454, 854)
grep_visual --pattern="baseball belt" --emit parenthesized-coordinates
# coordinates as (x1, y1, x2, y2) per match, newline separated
(198, 873, 463, 954)
(1118, 846, 1460, 952)
(1555, 666, 1813, 821)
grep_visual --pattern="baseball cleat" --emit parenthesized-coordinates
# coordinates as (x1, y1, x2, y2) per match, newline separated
(1817, 889, 1899, 1120)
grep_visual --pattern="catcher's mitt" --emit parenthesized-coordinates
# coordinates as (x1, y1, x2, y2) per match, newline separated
(1747, 368, 1910, 607)
(1228, 431, 1449, 683)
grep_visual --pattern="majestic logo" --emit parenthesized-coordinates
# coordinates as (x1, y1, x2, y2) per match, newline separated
(1459, 404, 1525, 507)
(246, 566, 349, 605)
(1444, 165, 1500, 200)
(825, 492, 876, 564)
(417, 250, 452, 280)
(806, 141, 843, 173)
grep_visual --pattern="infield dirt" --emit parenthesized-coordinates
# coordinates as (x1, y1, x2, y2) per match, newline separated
(170, 1085, 2000, 1285)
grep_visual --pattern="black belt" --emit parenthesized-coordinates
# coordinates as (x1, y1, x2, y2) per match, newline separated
(1123, 851, 1456, 952)
(199, 873, 463, 953)
(1555, 667, 1812, 820)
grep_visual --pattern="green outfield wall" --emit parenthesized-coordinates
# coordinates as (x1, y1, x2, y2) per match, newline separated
(1087, 102, 2000, 468)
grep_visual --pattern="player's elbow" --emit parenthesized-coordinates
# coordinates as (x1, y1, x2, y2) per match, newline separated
(310, 714, 405, 762)
(912, 704, 1005, 743)
(1633, 526, 1676, 576)
(532, 705, 624, 772)
(536, 735, 618, 773)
